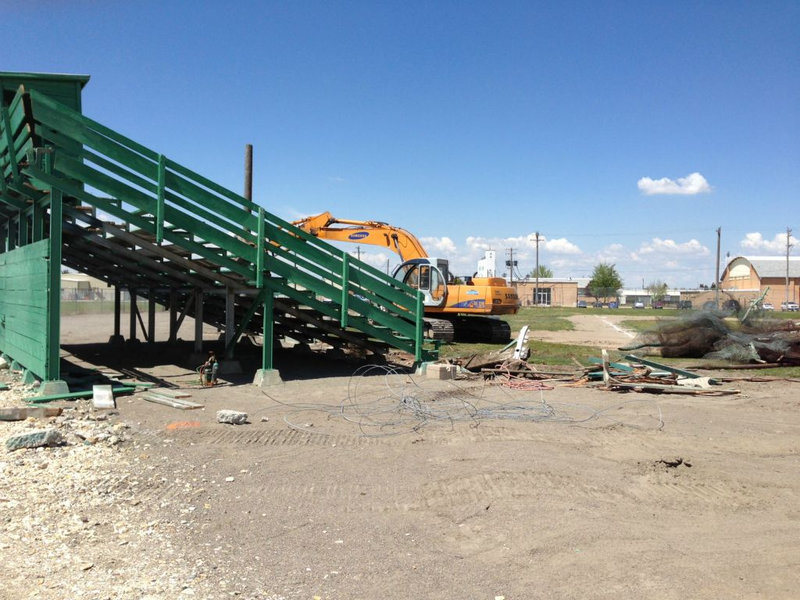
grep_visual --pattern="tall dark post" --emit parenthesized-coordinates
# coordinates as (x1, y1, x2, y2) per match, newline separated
(787, 227, 793, 308)
(244, 144, 254, 238)
(715, 227, 721, 309)
(244, 144, 253, 202)
(534, 232, 540, 306)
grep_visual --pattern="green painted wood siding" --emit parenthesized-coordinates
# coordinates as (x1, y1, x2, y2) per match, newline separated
(0, 240, 54, 379)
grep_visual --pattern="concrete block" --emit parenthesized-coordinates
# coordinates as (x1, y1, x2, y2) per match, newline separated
(425, 363, 457, 380)
(38, 380, 70, 397)
(22, 370, 38, 385)
(6, 428, 64, 451)
(92, 385, 116, 409)
(253, 369, 283, 388)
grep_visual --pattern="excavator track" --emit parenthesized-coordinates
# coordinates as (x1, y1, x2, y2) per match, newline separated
(450, 316, 512, 344)
(424, 318, 455, 343)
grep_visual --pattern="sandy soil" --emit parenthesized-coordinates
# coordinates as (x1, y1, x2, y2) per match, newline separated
(530, 312, 643, 348)
(2, 312, 799, 599)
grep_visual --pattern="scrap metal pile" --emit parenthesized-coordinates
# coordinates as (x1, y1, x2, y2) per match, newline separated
(621, 311, 800, 366)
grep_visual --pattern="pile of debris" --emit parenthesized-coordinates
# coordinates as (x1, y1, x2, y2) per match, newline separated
(578, 351, 740, 396)
(2, 392, 130, 452)
(621, 311, 800, 365)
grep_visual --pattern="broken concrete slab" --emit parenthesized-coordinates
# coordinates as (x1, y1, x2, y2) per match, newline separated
(216, 410, 248, 425)
(6, 428, 64, 451)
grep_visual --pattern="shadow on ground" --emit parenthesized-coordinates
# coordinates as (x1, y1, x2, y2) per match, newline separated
(59, 339, 407, 390)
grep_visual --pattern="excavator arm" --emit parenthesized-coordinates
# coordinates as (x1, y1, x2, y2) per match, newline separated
(292, 212, 428, 262)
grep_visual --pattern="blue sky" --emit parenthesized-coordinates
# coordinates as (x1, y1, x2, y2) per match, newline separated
(6, 1, 799, 288)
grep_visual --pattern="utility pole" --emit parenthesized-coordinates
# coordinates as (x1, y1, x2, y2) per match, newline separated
(244, 144, 253, 202)
(506, 248, 514, 284)
(786, 227, 793, 306)
(244, 144, 253, 235)
(715, 227, 721, 309)
(534, 232, 540, 306)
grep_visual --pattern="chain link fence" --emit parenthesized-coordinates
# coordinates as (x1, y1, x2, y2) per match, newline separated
(60, 287, 126, 315)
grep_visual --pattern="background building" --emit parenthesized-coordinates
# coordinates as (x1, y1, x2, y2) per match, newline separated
(721, 256, 800, 307)
(512, 277, 587, 307)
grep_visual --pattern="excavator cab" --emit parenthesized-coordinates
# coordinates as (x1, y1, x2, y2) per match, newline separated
(393, 258, 448, 308)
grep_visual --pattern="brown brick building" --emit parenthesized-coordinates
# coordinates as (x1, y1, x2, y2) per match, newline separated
(720, 256, 800, 307)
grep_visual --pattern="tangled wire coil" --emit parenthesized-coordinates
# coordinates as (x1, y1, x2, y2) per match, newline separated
(261, 363, 664, 437)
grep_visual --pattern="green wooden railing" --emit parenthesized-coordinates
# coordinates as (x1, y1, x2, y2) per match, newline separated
(1, 86, 435, 364)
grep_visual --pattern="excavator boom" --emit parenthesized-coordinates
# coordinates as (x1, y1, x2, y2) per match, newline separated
(292, 212, 427, 262)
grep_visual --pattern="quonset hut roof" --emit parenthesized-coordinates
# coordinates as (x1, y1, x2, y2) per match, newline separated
(727, 256, 800, 279)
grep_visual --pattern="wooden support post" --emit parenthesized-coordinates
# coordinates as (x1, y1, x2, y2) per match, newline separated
(415, 291, 424, 364)
(256, 207, 265, 288)
(114, 287, 121, 337)
(32, 201, 45, 242)
(169, 289, 178, 343)
(18, 212, 29, 245)
(129, 289, 137, 342)
(194, 289, 203, 353)
(46, 188, 62, 381)
(340, 253, 350, 328)
(263, 289, 274, 371)
(156, 154, 166, 244)
(225, 287, 235, 359)
(148, 290, 156, 344)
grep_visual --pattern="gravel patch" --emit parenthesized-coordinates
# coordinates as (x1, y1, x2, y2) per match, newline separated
(0, 370, 233, 599)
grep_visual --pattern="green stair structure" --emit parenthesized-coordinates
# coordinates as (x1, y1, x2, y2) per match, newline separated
(0, 72, 436, 384)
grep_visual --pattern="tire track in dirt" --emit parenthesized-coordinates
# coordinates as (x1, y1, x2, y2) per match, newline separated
(420, 469, 626, 513)
(629, 465, 764, 510)
(168, 426, 378, 449)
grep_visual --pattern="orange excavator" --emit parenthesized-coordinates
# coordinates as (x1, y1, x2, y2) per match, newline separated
(292, 212, 519, 343)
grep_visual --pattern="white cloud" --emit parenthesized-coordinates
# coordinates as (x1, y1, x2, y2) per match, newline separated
(544, 237, 581, 254)
(637, 172, 712, 196)
(740, 231, 798, 253)
(595, 243, 629, 264)
(420, 236, 457, 256)
(633, 238, 709, 257)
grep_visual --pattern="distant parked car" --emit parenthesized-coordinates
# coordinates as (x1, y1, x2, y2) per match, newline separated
(781, 301, 799, 311)
(633, 301, 645, 309)
(762, 302, 774, 311)
(608, 302, 619, 309)
(677, 300, 692, 310)
(592, 301, 603, 308)
(576, 300, 587, 308)
(653, 301, 664, 309)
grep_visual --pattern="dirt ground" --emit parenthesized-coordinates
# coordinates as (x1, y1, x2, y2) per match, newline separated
(2, 312, 799, 599)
